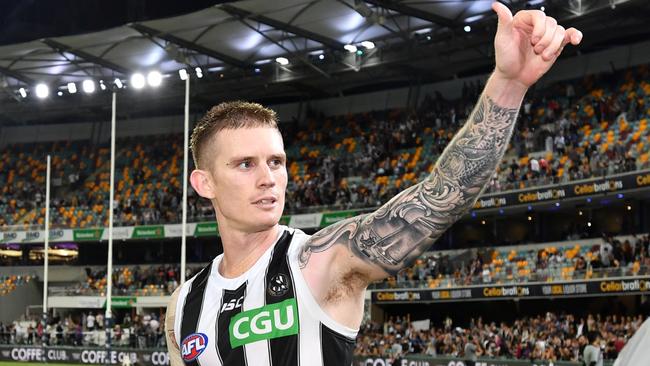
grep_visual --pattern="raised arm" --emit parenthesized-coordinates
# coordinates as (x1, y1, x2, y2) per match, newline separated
(299, 3, 582, 282)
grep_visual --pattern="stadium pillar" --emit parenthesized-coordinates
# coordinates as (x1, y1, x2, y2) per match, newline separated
(181, 75, 189, 284)
(105, 91, 117, 349)
(42, 154, 51, 345)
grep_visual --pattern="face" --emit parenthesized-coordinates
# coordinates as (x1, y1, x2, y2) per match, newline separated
(192, 127, 287, 233)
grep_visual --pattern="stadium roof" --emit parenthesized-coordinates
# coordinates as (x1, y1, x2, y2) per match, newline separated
(0, 0, 649, 125)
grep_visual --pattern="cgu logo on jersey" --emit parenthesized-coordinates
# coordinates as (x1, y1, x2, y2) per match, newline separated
(229, 298, 299, 348)
(220, 296, 244, 313)
(181, 333, 208, 361)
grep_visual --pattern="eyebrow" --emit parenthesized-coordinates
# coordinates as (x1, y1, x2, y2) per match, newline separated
(225, 153, 286, 166)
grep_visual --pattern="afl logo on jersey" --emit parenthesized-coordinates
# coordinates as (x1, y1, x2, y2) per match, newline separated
(181, 333, 208, 361)
(268, 273, 290, 297)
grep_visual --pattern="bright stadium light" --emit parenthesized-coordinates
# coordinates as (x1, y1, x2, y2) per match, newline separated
(344, 44, 357, 53)
(99, 80, 107, 90)
(319, 54, 325, 60)
(82, 79, 95, 94)
(195, 67, 203, 79)
(147, 71, 162, 87)
(179, 69, 188, 80)
(114, 78, 123, 89)
(130, 73, 146, 89)
(67, 82, 77, 94)
(35, 84, 49, 99)
(464, 25, 471, 32)
(18, 88, 27, 98)
(361, 41, 375, 49)
(57, 91, 63, 96)
(275, 57, 289, 66)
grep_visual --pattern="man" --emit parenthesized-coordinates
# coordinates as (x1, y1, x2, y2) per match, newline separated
(464, 335, 479, 366)
(582, 333, 603, 366)
(165, 3, 582, 365)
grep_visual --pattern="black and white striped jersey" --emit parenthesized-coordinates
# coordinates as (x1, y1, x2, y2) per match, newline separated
(172, 226, 358, 366)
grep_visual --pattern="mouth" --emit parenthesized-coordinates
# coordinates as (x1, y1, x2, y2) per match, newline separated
(252, 197, 278, 208)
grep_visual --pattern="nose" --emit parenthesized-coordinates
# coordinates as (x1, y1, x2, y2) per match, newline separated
(257, 163, 276, 189)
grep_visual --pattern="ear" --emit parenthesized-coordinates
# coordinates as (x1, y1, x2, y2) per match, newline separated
(190, 169, 216, 199)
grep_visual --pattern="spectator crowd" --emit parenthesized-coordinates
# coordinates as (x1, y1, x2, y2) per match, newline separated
(355, 311, 646, 362)
(0, 311, 165, 349)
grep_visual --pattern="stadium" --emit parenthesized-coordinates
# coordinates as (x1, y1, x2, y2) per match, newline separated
(1, 0, 650, 365)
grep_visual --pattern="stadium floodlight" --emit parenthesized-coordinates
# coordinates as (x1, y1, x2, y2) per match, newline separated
(464, 25, 471, 33)
(57, 91, 63, 96)
(195, 67, 203, 79)
(147, 71, 162, 87)
(627, 205, 632, 211)
(67, 82, 77, 94)
(99, 80, 107, 90)
(361, 41, 375, 49)
(130, 73, 146, 89)
(35, 83, 49, 99)
(275, 57, 289, 66)
(344, 44, 357, 53)
(319, 54, 325, 60)
(18, 87, 27, 98)
(254, 68, 261, 73)
(587, 221, 592, 227)
(540, 6, 545, 11)
(114, 78, 123, 89)
(82, 79, 95, 94)
(179, 69, 188, 81)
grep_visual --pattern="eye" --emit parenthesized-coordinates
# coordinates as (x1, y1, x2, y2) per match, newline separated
(269, 158, 285, 168)
(237, 160, 253, 170)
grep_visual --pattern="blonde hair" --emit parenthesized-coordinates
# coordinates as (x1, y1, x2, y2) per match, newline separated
(190, 101, 278, 169)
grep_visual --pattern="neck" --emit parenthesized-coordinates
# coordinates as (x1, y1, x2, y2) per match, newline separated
(218, 223, 280, 278)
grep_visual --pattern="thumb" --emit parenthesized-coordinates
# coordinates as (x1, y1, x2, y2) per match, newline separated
(492, 2, 513, 27)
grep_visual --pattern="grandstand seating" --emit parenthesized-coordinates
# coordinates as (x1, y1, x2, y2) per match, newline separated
(47, 264, 202, 297)
(0, 65, 648, 229)
(374, 233, 650, 290)
(0, 274, 35, 297)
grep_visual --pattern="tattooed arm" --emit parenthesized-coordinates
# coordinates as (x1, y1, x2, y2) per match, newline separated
(299, 3, 582, 285)
(299, 75, 521, 280)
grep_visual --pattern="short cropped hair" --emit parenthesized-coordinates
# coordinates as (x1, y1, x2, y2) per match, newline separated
(190, 101, 279, 169)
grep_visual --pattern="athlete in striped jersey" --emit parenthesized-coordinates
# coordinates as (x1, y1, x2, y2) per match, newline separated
(165, 3, 582, 365)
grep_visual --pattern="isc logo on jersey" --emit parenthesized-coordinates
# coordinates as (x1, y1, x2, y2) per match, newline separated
(229, 298, 299, 348)
(181, 333, 208, 361)
(221, 296, 244, 313)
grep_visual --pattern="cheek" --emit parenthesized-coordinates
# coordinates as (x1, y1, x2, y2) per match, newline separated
(277, 170, 288, 191)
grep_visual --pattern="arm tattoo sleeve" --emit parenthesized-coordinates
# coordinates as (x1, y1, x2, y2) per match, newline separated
(299, 94, 519, 275)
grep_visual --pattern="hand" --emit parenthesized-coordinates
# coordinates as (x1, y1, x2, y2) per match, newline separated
(492, 2, 583, 88)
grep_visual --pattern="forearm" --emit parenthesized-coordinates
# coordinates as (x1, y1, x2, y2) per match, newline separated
(348, 72, 523, 274)
(431, 72, 523, 207)
(298, 72, 525, 278)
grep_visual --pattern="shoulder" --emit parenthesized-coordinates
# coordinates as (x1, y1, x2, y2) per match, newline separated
(284, 226, 311, 254)
(165, 286, 183, 365)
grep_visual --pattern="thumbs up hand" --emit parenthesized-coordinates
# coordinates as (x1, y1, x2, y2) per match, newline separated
(492, 2, 583, 88)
